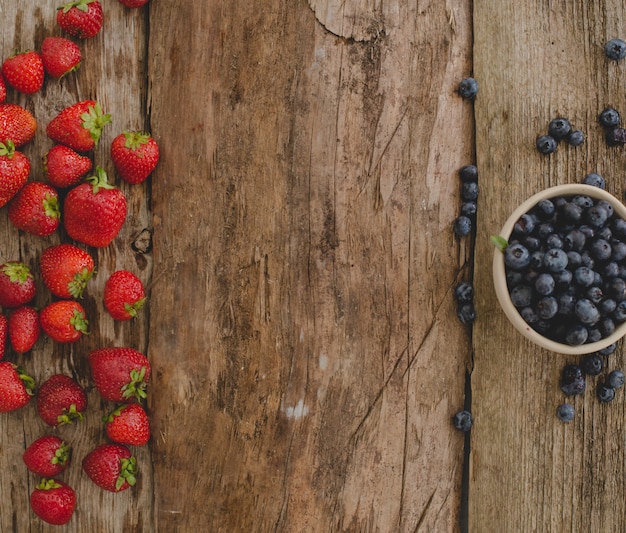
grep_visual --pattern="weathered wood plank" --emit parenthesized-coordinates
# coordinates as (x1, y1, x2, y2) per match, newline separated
(472, 1, 626, 531)
(148, 0, 473, 531)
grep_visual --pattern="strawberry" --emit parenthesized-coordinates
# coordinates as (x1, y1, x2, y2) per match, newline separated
(0, 141, 30, 208)
(8, 182, 60, 236)
(0, 104, 36, 148)
(0, 261, 36, 308)
(57, 0, 104, 39)
(37, 374, 87, 427)
(63, 167, 127, 247)
(88, 347, 150, 403)
(46, 99, 111, 152)
(118, 0, 150, 6)
(104, 403, 150, 446)
(104, 270, 146, 320)
(41, 36, 82, 79)
(0, 75, 6, 103)
(110, 131, 159, 184)
(82, 443, 137, 492)
(23, 435, 72, 477)
(0, 313, 6, 359)
(0, 362, 34, 412)
(40, 244, 94, 299)
(40, 300, 89, 343)
(44, 144, 92, 188)
(29, 478, 76, 525)
(8, 305, 40, 353)
(1, 50, 44, 95)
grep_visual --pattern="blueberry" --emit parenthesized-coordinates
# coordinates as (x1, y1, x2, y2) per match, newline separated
(607, 278, 626, 300)
(553, 268, 572, 290)
(564, 325, 588, 346)
(536, 134, 557, 154)
(611, 241, 626, 262)
(459, 165, 478, 182)
(560, 202, 583, 223)
(599, 107, 621, 128)
(461, 182, 479, 201)
(454, 216, 472, 237)
(599, 317, 616, 336)
(546, 234, 564, 249)
(613, 300, 626, 322)
(575, 298, 600, 325)
(529, 251, 545, 270)
(556, 403, 575, 422)
(457, 77, 478, 99)
(558, 292, 576, 316)
(534, 273, 555, 295)
(598, 343, 617, 355)
(564, 229, 586, 252)
(567, 129, 585, 147)
(606, 127, 626, 146)
(607, 370, 625, 389)
(612, 218, 626, 238)
(586, 204, 609, 228)
(561, 364, 586, 396)
(543, 248, 568, 272)
(567, 251, 582, 268)
(510, 284, 533, 308)
(583, 172, 605, 189)
(513, 213, 536, 236)
(599, 298, 617, 315)
(590, 238, 612, 262)
(548, 117, 571, 140)
(605, 38, 626, 60)
(572, 195, 594, 209)
(452, 410, 473, 431)
(534, 199, 555, 219)
(524, 236, 541, 252)
(537, 223, 555, 240)
(597, 200, 614, 218)
(454, 282, 474, 304)
(457, 303, 476, 325)
(587, 286, 604, 304)
(597, 383, 616, 403)
(581, 353, 604, 376)
(461, 201, 477, 218)
(587, 328, 602, 343)
(504, 243, 531, 270)
(574, 266, 595, 287)
(537, 296, 558, 320)
(520, 306, 539, 324)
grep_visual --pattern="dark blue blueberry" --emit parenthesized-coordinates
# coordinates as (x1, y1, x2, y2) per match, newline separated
(600, 317, 616, 337)
(611, 241, 626, 262)
(560, 202, 583, 223)
(572, 195, 594, 209)
(504, 243, 531, 270)
(546, 234, 564, 249)
(561, 364, 586, 396)
(585, 204, 609, 228)
(564, 325, 588, 346)
(529, 251, 545, 270)
(580, 251, 595, 269)
(587, 328, 602, 343)
(543, 248, 568, 272)
(548, 117, 571, 140)
(506, 270, 524, 287)
(582, 172, 605, 188)
(579, 225, 596, 239)
(537, 296, 558, 320)
(612, 218, 626, 238)
(599, 298, 617, 315)
(534, 199, 555, 219)
(524, 236, 541, 251)
(556, 403, 575, 422)
(598, 343, 617, 355)
(599, 107, 621, 128)
(598, 200, 614, 218)
(597, 384, 616, 403)
(457, 77, 478, 99)
(461, 182, 479, 201)
(457, 303, 476, 325)
(581, 353, 604, 376)
(596, 226, 612, 242)
(537, 223, 555, 240)
(574, 266, 595, 287)
(452, 410, 473, 431)
(567, 130, 585, 147)
(534, 273, 555, 296)
(536, 135, 557, 154)
(454, 216, 472, 237)
(459, 165, 478, 182)
(461, 201, 477, 218)
(513, 213, 535, 236)
(605, 38, 626, 60)
(587, 286, 604, 304)
(575, 298, 600, 325)
(553, 269, 572, 290)
(590, 239, 612, 262)
(613, 300, 626, 322)
(607, 278, 626, 300)
(558, 292, 576, 316)
(454, 282, 474, 304)
(564, 229, 586, 251)
(603, 262, 619, 279)
(520, 306, 539, 324)
(510, 284, 533, 308)
(567, 251, 582, 268)
(607, 370, 625, 389)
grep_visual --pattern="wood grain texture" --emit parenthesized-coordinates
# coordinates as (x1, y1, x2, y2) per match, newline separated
(472, 1, 626, 531)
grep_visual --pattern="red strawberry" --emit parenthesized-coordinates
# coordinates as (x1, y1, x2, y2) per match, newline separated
(40, 300, 89, 343)
(44, 144, 92, 188)
(82, 443, 137, 492)
(1, 50, 44, 94)
(23, 435, 72, 477)
(41, 36, 82, 79)
(118, 0, 150, 6)
(0, 141, 30, 208)
(8, 182, 60, 236)
(0, 313, 6, 359)
(57, 0, 104, 39)
(8, 305, 40, 353)
(104, 403, 150, 446)
(0, 261, 36, 308)
(29, 479, 76, 525)
(104, 270, 146, 320)
(0, 104, 36, 147)
(37, 374, 87, 427)
(0, 75, 6, 103)
(0, 361, 34, 412)
(40, 244, 94, 299)
(111, 131, 159, 184)
(46, 99, 111, 152)
(63, 167, 127, 247)
(89, 347, 151, 403)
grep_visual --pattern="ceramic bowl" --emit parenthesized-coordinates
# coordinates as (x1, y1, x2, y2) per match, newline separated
(492, 183, 626, 355)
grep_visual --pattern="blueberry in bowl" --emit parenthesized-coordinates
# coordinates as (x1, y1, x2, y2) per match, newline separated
(492, 184, 626, 355)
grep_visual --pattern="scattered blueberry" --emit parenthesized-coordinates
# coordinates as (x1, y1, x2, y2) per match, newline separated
(598, 343, 617, 355)
(457, 77, 478, 100)
(556, 403, 575, 422)
(452, 410, 473, 432)
(582, 173, 605, 189)
(461, 182, 479, 201)
(599, 107, 621, 128)
(597, 383, 616, 403)
(457, 303, 476, 325)
(459, 165, 478, 183)
(605, 38, 626, 60)
(561, 364, 586, 396)
(548, 117, 571, 140)
(454, 282, 474, 304)
(607, 127, 626, 145)
(461, 201, 477, 218)
(580, 353, 604, 376)
(566, 129, 585, 147)
(454, 216, 472, 237)
(564, 325, 588, 345)
(607, 369, 625, 389)
(536, 135, 557, 154)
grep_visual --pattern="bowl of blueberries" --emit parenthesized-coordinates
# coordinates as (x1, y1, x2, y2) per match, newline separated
(493, 182, 626, 354)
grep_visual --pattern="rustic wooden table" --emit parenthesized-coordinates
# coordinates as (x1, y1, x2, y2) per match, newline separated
(2, 0, 626, 531)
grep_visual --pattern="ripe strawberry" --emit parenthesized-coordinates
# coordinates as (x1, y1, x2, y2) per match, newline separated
(44, 144, 92, 188)
(8, 182, 60, 236)
(40, 301, 89, 343)
(8, 305, 40, 353)
(63, 167, 127, 247)
(0, 104, 36, 147)
(57, 0, 104, 39)
(111, 131, 159, 184)
(82, 443, 137, 492)
(23, 435, 72, 477)
(88, 347, 151, 403)
(0, 141, 30, 208)
(0, 261, 36, 308)
(0, 313, 6, 359)
(40, 244, 94, 299)
(0, 362, 34, 412)
(104, 270, 146, 320)
(37, 374, 87, 427)
(46, 100, 111, 152)
(41, 36, 82, 79)
(29, 479, 76, 525)
(0, 75, 6, 103)
(118, 0, 150, 6)
(104, 403, 150, 446)
(1, 50, 44, 94)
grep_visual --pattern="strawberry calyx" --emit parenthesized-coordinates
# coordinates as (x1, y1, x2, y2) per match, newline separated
(37, 478, 62, 491)
(124, 297, 146, 318)
(2, 262, 33, 284)
(121, 366, 148, 402)
(43, 193, 61, 219)
(116, 456, 137, 491)
(123, 131, 151, 151)
(86, 166, 116, 193)
(69, 267, 94, 299)
(104, 404, 125, 423)
(58, 0, 97, 14)
(57, 403, 84, 426)
(80, 102, 112, 147)
(0, 140, 16, 158)
(52, 441, 71, 466)
(16, 366, 35, 395)
(70, 309, 90, 335)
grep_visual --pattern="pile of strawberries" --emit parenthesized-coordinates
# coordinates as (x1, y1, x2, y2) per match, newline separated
(0, 0, 156, 526)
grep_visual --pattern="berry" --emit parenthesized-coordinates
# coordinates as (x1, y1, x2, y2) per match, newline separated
(40, 244, 94, 299)
(57, 0, 104, 39)
(561, 364, 585, 396)
(574, 298, 600, 325)
(40, 300, 89, 343)
(82, 443, 137, 492)
(459, 164, 478, 182)
(566, 130, 585, 147)
(8, 182, 60, 236)
(0, 140, 30, 208)
(580, 353, 603, 376)
(0, 314, 6, 359)
(8, 305, 40, 353)
(452, 410, 473, 431)
(556, 403, 575, 422)
(44, 144, 92, 188)
(504, 243, 530, 270)
(46, 100, 111, 152)
(110, 131, 160, 184)
(607, 370, 625, 389)
(118, 0, 150, 6)
(534, 273, 555, 296)
(536, 135, 557, 154)
(41, 36, 82, 78)
(542, 248, 568, 272)
(510, 284, 532, 308)
(461, 201, 477, 218)
(29, 479, 76, 525)
(23, 436, 71, 477)
(88, 347, 151, 403)
(104, 403, 151, 446)
(0, 261, 36, 308)
(599, 107, 620, 128)
(457, 77, 478, 99)
(1, 50, 44, 94)
(37, 374, 87, 427)
(0, 362, 34, 412)
(548, 117, 571, 140)
(103, 270, 147, 321)
(453, 216, 472, 237)
(461, 181, 479, 201)
(564, 325, 588, 345)
(605, 38, 626, 60)
(597, 383, 616, 403)
(0, 104, 36, 147)
(583, 173, 605, 189)
(454, 282, 474, 304)
(456, 303, 476, 324)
